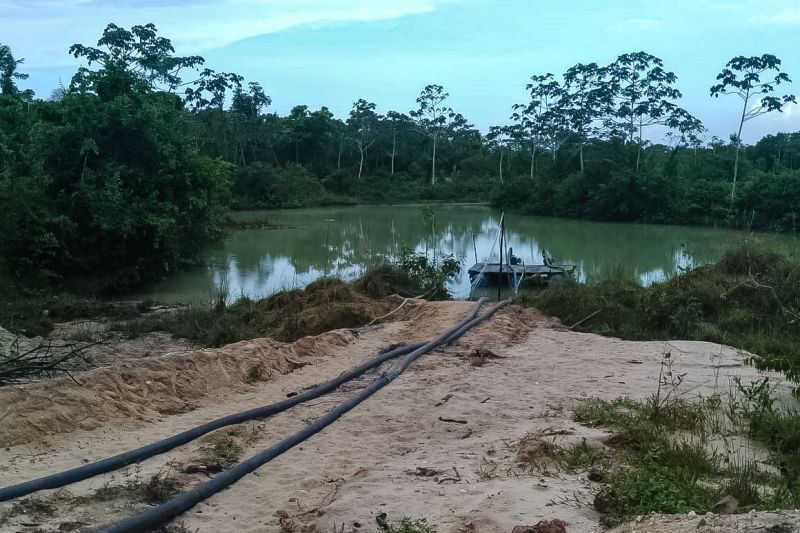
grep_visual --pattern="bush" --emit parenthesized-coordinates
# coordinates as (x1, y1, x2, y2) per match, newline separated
(396, 248, 461, 299)
(0, 91, 232, 292)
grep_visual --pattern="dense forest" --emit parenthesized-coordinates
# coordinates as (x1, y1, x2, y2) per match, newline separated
(1, 23, 798, 291)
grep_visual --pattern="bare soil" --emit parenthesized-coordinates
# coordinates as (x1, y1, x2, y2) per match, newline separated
(0, 301, 798, 533)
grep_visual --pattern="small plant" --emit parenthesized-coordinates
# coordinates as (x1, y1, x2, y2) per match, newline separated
(397, 247, 461, 299)
(475, 456, 499, 481)
(376, 513, 436, 533)
(0, 496, 56, 525)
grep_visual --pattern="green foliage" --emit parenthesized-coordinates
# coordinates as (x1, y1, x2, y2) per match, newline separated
(0, 28, 231, 291)
(575, 395, 798, 520)
(3, 30, 800, 307)
(397, 248, 461, 299)
(377, 515, 436, 533)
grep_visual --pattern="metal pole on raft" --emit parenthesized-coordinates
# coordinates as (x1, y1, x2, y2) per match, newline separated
(472, 234, 478, 265)
(497, 212, 504, 301)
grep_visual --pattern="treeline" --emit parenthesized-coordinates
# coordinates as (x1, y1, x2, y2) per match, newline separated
(0, 24, 798, 291)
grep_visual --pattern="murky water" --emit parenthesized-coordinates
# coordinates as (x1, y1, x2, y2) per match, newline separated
(136, 204, 796, 302)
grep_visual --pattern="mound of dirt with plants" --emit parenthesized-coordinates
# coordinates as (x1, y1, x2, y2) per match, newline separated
(227, 277, 397, 342)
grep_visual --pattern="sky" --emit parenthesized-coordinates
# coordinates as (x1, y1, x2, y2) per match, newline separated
(4, 0, 800, 143)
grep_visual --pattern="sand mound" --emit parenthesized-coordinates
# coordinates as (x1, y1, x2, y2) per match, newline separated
(0, 329, 356, 447)
(231, 278, 396, 342)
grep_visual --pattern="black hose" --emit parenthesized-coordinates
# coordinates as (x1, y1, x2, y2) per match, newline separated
(0, 299, 488, 502)
(99, 298, 509, 533)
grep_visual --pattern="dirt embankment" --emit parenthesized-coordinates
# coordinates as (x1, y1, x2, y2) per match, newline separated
(1, 301, 798, 533)
(0, 330, 358, 447)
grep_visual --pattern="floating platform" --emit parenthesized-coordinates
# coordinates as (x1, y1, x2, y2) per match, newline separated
(468, 262, 575, 286)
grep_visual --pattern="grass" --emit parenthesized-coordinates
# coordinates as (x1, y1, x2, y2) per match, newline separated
(570, 388, 799, 523)
(76, 464, 181, 506)
(518, 244, 800, 523)
(0, 465, 182, 527)
(376, 514, 437, 533)
(190, 423, 265, 469)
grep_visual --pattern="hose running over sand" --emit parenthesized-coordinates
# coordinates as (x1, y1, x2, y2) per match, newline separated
(0, 298, 490, 502)
(100, 298, 510, 533)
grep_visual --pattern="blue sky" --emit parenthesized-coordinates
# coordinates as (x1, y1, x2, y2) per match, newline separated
(5, 0, 800, 142)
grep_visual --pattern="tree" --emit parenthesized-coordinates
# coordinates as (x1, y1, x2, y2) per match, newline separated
(231, 81, 270, 119)
(487, 125, 512, 182)
(229, 81, 271, 167)
(513, 73, 568, 178)
(561, 63, 606, 175)
(69, 23, 204, 99)
(348, 99, 379, 179)
(411, 84, 456, 185)
(384, 111, 413, 175)
(0, 44, 29, 96)
(605, 52, 704, 173)
(711, 54, 796, 204)
(184, 69, 243, 111)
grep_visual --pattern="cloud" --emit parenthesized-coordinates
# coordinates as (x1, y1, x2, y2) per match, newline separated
(2, 0, 453, 67)
(610, 17, 661, 33)
(748, 5, 800, 26)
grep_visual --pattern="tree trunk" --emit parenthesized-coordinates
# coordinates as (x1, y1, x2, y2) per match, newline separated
(81, 153, 89, 182)
(499, 151, 504, 183)
(635, 121, 643, 174)
(431, 134, 437, 186)
(530, 147, 536, 179)
(391, 131, 396, 175)
(358, 148, 364, 180)
(731, 92, 749, 207)
(579, 143, 585, 176)
(635, 145, 641, 174)
(732, 143, 741, 206)
(337, 135, 343, 172)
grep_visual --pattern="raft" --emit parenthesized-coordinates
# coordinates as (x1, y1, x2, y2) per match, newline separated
(467, 262, 575, 286)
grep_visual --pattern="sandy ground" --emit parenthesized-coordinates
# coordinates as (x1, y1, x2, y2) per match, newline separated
(0, 301, 798, 533)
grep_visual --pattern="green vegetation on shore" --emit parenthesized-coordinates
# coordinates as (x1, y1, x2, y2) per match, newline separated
(2, 26, 799, 296)
(571, 391, 800, 524)
(519, 243, 800, 522)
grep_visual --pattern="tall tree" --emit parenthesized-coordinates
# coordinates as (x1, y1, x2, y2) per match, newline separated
(513, 73, 568, 178)
(230, 82, 271, 167)
(605, 52, 704, 173)
(347, 99, 379, 179)
(69, 23, 204, 99)
(184, 69, 243, 111)
(231, 81, 270, 119)
(411, 84, 455, 185)
(561, 63, 606, 175)
(487, 125, 512, 182)
(384, 111, 412, 175)
(0, 44, 29, 96)
(711, 54, 796, 204)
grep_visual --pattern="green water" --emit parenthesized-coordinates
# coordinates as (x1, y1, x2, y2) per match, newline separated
(136, 204, 796, 302)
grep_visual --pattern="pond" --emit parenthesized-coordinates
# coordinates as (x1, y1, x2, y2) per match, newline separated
(135, 204, 796, 302)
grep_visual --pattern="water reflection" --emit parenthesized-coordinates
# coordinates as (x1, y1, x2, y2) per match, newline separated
(136, 205, 791, 302)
